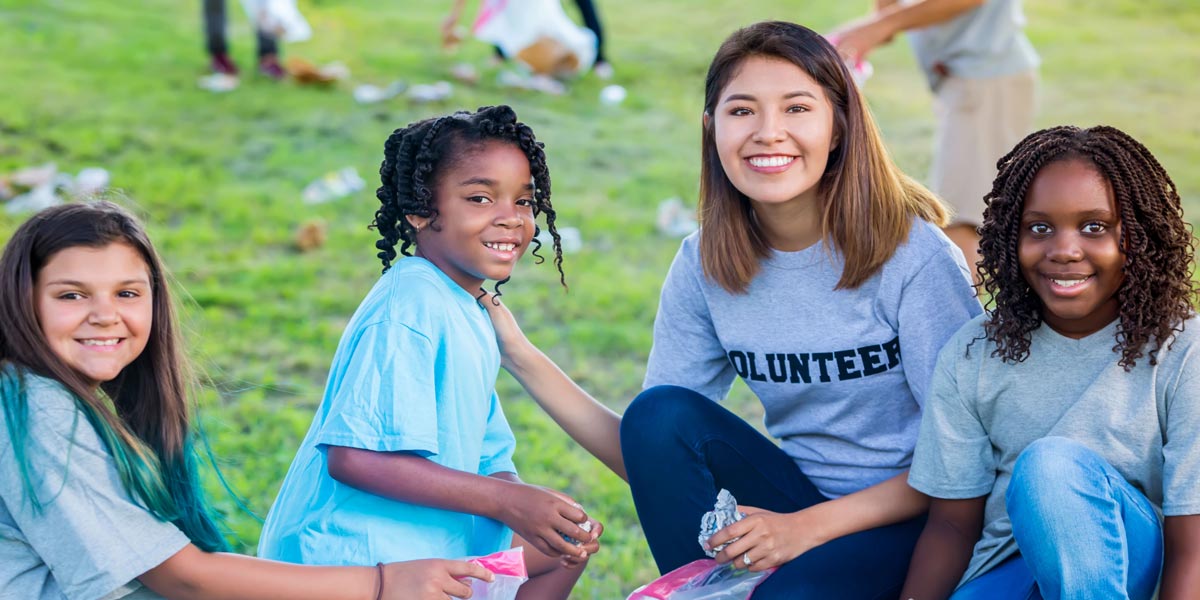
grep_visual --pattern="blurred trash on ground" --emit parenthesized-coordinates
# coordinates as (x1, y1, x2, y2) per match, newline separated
(293, 218, 328, 252)
(656, 197, 699, 237)
(353, 81, 407, 104)
(407, 81, 454, 103)
(302, 167, 365, 204)
(1, 164, 111, 214)
(286, 57, 350, 85)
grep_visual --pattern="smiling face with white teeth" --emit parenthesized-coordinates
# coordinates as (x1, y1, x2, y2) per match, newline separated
(711, 56, 836, 216)
(1018, 159, 1125, 339)
(35, 242, 153, 386)
(408, 140, 536, 293)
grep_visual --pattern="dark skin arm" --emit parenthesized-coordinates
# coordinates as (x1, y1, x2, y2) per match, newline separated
(1161, 515, 1200, 599)
(899, 496, 986, 600)
(326, 446, 595, 560)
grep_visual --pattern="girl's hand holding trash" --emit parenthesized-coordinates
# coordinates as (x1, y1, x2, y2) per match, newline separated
(495, 477, 600, 561)
(707, 505, 828, 572)
(383, 558, 494, 599)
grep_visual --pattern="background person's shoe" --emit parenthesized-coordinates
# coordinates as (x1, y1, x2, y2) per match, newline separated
(258, 54, 286, 80)
(210, 53, 239, 76)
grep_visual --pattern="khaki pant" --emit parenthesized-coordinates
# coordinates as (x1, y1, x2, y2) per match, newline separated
(931, 70, 1038, 226)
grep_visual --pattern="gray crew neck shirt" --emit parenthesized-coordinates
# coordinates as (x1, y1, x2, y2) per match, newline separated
(645, 219, 981, 498)
(909, 315, 1200, 587)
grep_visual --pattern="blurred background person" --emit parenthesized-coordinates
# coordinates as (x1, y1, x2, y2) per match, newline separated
(204, 0, 285, 79)
(831, 0, 1038, 282)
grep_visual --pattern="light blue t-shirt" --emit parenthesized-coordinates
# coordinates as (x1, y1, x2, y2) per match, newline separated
(645, 219, 982, 498)
(257, 257, 517, 565)
(906, 0, 1040, 89)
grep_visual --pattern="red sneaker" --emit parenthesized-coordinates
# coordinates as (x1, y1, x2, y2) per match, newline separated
(259, 54, 286, 80)
(210, 53, 239, 76)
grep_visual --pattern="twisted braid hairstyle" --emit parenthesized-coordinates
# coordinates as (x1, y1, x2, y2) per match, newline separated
(371, 105, 564, 295)
(978, 125, 1197, 369)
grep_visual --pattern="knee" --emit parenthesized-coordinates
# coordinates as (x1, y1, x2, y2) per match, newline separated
(1007, 437, 1103, 512)
(620, 385, 709, 448)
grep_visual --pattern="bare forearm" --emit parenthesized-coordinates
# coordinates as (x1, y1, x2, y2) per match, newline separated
(504, 345, 626, 480)
(872, 0, 984, 36)
(327, 447, 515, 521)
(140, 546, 375, 600)
(899, 522, 976, 599)
(800, 473, 928, 544)
(1161, 515, 1200, 599)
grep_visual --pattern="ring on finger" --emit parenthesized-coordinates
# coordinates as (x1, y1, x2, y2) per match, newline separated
(742, 552, 752, 567)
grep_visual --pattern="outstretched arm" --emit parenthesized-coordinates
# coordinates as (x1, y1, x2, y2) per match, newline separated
(482, 296, 626, 480)
(830, 0, 986, 61)
(899, 496, 986, 600)
(326, 445, 595, 559)
(706, 472, 931, 570)
(140, 546, 494, 600)
(1162, 515, 1200, 599)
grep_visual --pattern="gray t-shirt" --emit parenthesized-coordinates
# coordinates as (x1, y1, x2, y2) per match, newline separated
(909, 315, 1200, 587)
(0, 371, 189, 600)
(906, 0, 1039, 89)
(645, 219, 982, 498)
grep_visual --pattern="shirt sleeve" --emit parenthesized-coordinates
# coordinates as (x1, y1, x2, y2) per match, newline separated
(908, 341, 996, 498)
(0, 386, 189, 600)
(643, 239, 736, 401)
(314, 320, 440, 456)
(477, 392, 517, 476)
(1162, 369, 1200, 515)
(898, 245, 983, 408)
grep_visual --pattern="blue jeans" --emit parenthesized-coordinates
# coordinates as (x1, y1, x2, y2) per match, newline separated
(621, 385, 925, 599)
(952, 437, 1162, 600)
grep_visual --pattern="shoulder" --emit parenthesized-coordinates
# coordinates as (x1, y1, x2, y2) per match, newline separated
(893, 218, 962, 267)
(0, 368, 78, 414)
(938, 313, 991, 363)
(360, 258, 461, 328)
(1158, 315, 1200, 366)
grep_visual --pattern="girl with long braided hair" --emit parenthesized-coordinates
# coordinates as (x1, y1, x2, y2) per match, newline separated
(903, 125, 1200, 599)
(257, 106, 599, 599)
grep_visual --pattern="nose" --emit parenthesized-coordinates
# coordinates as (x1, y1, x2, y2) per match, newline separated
(87, 297, 120, 327)
(752, 111, 786, 144)
(493, 199, 525, 229)
(1046, 231, 1084, 263)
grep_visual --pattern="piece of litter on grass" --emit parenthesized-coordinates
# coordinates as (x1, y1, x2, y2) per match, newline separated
(656, 197, 699, 237)
(71, 167, 110, 198)
(698, 489, 746, 558)
(449, 63, 480, 85)
(198, 73, 239, 93)
(302, 167, 365, 204)
(599, 84, 626, 105)
(287, 57, 350, 85)
(354, 81, 407, 104)
(536, 226, 582, 254)
(294, 218, 328, 252)
(407, 81, 454, 103)
(496, 70, 566, 95)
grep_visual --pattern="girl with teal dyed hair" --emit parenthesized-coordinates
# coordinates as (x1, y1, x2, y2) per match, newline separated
(0, 201, 493, 600)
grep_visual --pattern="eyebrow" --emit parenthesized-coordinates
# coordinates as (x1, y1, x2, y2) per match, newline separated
(1022, 209, 1116, 220)
(44, 279, 150, 287)
(722, 90, 818, 104)
(456, 177, 535, 191)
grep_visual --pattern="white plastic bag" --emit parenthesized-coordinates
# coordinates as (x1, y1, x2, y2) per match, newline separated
(239, 0, 312, 43)
(468, 547, 529, 600)
(473, 0, 596, 76)
(627, 559, 774, 600)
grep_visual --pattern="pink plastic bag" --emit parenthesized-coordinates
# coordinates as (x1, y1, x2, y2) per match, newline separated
(468, 547, 529, 600)
(626, 559, 775, 600)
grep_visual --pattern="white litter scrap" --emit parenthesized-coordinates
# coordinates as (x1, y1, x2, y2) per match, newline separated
(698, 489, 746, 558)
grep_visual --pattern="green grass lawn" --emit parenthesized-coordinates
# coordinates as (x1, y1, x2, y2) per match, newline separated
(2, 0, 1198, 596)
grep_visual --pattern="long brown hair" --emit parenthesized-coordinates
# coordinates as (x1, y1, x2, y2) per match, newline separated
(0, 201, 226, 550)
(699, 21, 947, 293)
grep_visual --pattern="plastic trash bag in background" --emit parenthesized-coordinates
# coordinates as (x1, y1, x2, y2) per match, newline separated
(468, 547, 529, 600)
(473, 0, 597, 76)
(239, 0, 312, 43)
(626, 559, 775, 600)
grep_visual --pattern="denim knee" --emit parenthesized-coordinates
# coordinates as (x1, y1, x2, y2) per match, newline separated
(620, 385, 710, 449)
(1007, 436, 1103, 514)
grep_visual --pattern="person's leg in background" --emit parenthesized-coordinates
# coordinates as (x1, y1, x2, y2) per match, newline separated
(570, 0, 611, 78)
(932, 70, 1036, 285)
(203, 0, 237, 75)
(1006, 437, 1163, 600)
